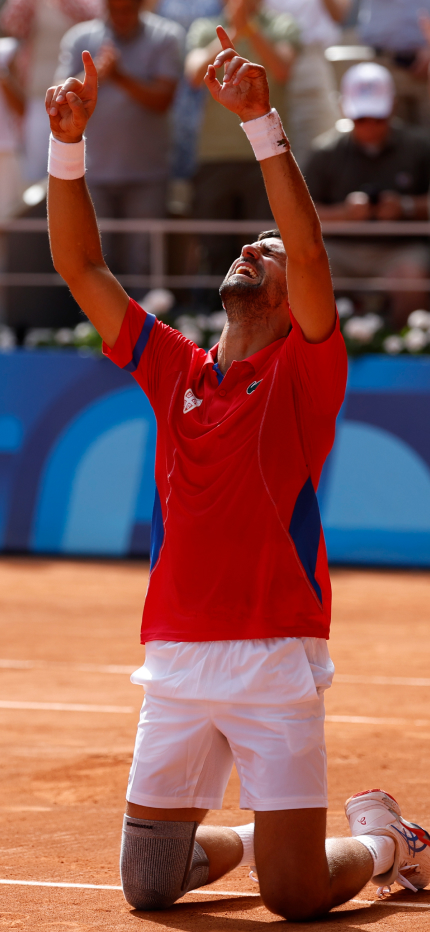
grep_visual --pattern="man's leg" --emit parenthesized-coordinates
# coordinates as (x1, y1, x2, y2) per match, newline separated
(192, 162, 248, 275)
(121, 802, 211, 909)
(126, 802, 243, 882)
(123, 803, 375, 919)
(254, 808, 373, 921)
(121, 180, 167, 283)
(121, 802, 244, 910)
(383, 245, 430, 330)
(121, 686, 240, 910)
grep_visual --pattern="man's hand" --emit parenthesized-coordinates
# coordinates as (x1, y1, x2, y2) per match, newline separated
(375, 191, 403, 221)
(410, 45, 430, 81)
(228, 0, 255, 39)
(45, 50, 98, 143)
(94, 42, 119, 82)
(344, 191, 372, 221)
(419, 11, 430, 48)
(204, 25, 270, 122)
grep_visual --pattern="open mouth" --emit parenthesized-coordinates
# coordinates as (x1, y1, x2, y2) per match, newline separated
(232, 262, 260, 281)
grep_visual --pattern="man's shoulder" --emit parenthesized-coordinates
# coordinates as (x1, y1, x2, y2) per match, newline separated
(60, 18, 105, 49)
(141, 10, 186, 46)
(305, 127, 349, 171)
(390, 120, 430, 156)
(311, 126, 349, 154)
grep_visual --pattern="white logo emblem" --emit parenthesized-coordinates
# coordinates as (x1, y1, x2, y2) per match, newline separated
(183, 388, 203, 414)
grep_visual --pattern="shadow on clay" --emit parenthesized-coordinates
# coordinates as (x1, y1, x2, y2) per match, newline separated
(128, 889, 430, 930)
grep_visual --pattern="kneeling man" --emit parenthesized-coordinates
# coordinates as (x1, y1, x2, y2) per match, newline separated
(45, 28, 430, 919)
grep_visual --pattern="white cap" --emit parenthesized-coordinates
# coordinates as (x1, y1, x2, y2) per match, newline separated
(341, 63, 395, 120)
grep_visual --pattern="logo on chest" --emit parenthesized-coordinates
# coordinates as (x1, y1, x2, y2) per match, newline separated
(246, 380, 263, 395)
(183, 388, 203, 414)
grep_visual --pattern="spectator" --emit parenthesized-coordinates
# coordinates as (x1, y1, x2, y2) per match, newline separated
(56, 0, 184, 278)
(0, 36, 24, 218)
(358, 0, 430, 126)
(185, 0, 300, 275)
(264, 0, 351, 167)
(146, 0, 223, 215)
(0, 0, 101, 182)
(305, 62, 430, 328)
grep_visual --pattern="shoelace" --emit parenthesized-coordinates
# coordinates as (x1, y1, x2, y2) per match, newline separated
(377, 867, 419, 898)
(249, 867, 259, 883)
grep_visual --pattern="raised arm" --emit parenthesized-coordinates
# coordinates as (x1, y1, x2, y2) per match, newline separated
(46, 51, 128, 348)
(205, 27, 335, 343)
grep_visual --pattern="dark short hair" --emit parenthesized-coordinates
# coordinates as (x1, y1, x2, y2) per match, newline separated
(257, 229, 282, 241)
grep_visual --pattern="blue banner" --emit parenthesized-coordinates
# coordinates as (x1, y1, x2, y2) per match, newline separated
(1, 350, 430, 564)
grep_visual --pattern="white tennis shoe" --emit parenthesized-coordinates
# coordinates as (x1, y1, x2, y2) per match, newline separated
(345, 788, 430, 894)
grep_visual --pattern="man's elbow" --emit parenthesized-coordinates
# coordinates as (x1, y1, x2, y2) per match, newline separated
(156, 92, 176, 112)
(272, 63, 290, 83)
(51, 254, 100, 287)
(289, 240, 327, 267)
(187, 71, 203, 88)
(184, 53, 205, 87)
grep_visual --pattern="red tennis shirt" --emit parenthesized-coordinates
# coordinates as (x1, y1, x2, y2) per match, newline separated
(104, 298, 347, 642)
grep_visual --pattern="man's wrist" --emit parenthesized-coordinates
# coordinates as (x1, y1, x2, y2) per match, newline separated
(241, 107, 271, 123)
(48, 133, 86, 179)
(400, 195, 415, 218)
(241, 108, 290, 160)
(241, 18, 259, 39)
(111, 66, 125, 86)
(51, 132, 83, 144)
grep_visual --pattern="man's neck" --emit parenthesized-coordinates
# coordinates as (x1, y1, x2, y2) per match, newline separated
(217, 316, 290, 374)
(109, 21, 141, 41)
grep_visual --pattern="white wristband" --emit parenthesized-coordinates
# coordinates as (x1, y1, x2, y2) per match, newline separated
(48, 133, 86, 180)
(241, 108, 290, 161)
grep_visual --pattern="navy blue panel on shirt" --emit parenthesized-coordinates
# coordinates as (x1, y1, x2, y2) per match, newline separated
(150, 484, 164, 570)
(124, 313, 156, 373)
(213, 362, 224, 384)
(289, 476, 322, 602)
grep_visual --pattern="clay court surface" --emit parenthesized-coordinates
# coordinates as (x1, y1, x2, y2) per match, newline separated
(0, 559, 429, 931)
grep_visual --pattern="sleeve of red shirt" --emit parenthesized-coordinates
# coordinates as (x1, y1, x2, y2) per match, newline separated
(286, 309, 347, 413)
(285, 308, 348, 484)
(102, 297, 195, 407)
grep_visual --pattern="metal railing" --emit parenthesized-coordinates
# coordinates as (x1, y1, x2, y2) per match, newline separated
(1, 217, 429, 291)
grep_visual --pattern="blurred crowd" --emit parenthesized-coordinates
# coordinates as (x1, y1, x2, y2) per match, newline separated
(2, 0, 430, 333)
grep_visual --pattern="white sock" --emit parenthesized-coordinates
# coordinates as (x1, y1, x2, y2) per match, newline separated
(231, 822, 255, 866)
(355, 834, 396, 876)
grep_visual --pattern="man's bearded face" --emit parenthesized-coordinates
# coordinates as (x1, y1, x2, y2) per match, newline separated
(219, 238, 288, 323)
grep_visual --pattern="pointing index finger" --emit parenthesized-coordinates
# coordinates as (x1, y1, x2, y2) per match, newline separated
(216, 24, 236, 52)
(82, 50, 98, 90)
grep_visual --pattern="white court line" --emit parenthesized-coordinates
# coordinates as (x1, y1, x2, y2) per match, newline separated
(0, 700, 134, 713)
(326, 714, 430, 727)
(0, 705, 427, 724)
(0, 880, 428, 909)
(2, 661, 430, 689)
(0, 879, 123, 890)
(0, 659, 136, 675)
(351, 898, 430, 911)
(0, 879, 256, 896)
(335, 674, 430, 687)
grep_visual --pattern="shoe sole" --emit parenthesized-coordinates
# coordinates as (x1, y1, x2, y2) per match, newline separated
(395, 817, 430, 851)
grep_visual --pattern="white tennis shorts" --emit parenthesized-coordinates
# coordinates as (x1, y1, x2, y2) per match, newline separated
(126, 636, 334, 812)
